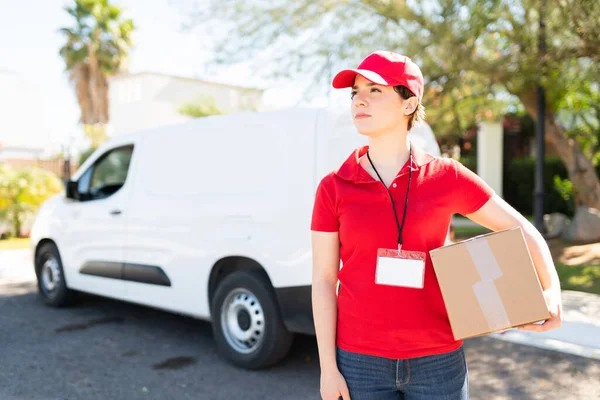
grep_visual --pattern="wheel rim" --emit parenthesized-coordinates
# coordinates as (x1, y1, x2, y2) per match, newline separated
(220, 288, 265, 354)
(41, 256, 61, 294)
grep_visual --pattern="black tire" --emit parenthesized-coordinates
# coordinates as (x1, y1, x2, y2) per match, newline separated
(211, 270, 294, 369)
(35, 242, 76, 307)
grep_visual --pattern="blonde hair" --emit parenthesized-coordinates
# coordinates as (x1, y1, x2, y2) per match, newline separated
(393, 85, 425, 131)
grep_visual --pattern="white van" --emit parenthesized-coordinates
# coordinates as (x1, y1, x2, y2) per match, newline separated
(30, 107, 442, 369)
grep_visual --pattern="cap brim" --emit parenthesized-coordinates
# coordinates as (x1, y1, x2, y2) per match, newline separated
(332, 69, 390, 88)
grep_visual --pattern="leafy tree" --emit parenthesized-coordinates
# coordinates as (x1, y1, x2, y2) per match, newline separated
(0, 166, 64, 237)
(59, 0, 134, 146)
(185, 0, 600, 209)
(79, 147, 97, 167)
(178, 95, 226, 118)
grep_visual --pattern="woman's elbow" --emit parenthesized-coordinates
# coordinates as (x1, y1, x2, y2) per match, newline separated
(312, 273, 338, 291)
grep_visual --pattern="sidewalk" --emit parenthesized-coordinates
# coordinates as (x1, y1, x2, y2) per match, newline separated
(0, 249, 35, 284)
(490, 290, 600, 360)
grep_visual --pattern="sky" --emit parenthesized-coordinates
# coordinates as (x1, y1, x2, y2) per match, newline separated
(0, 0, 348, 155)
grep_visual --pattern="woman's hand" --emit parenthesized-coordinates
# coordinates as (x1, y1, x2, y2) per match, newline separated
(321, 368, 351, 400)
(518, 287, 563, 332)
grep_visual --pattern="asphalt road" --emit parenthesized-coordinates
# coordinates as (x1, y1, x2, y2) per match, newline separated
(1, 254, 599, 399)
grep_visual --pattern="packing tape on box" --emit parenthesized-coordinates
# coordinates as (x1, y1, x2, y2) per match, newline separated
(465, 239, 511, 331)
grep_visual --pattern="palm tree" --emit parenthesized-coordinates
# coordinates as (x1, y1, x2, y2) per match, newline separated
(59, 0, 134, 147)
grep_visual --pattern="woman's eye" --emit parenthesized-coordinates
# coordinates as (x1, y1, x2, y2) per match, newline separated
(370, 88, 381, 93)
(350, 91, 356, 99)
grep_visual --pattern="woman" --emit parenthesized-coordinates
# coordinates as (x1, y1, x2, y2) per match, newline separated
(310, 51, 562, 400)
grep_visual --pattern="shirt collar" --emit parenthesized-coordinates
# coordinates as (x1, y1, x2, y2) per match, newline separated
(335, 141, 435, 183)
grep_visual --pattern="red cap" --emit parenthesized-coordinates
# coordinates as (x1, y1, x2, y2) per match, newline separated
(332, 51, 424, 102)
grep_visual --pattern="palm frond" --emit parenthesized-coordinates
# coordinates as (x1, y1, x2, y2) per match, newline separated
(59, 0, 134, 124)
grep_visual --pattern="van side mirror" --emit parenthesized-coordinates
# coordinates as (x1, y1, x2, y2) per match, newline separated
(66, 180, 79, 200)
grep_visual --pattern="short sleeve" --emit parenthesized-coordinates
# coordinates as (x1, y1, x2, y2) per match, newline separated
(311, 175, 339, 232)
(452, 159, 495, 216)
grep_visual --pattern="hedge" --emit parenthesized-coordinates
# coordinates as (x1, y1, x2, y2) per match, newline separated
(459, 156, 600, 217)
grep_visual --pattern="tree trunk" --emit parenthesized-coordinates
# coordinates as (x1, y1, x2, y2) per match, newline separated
(87, 30, 109, 125)
(12, 213, 21, 238)
(71, 64, 93, 125)
(95, 72, 109, 124)
(520, 92, 600, 211)
(88, 41, 102, 125)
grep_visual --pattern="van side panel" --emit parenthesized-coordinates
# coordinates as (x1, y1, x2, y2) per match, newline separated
(314, 107, 368, 184)
(122, 110, 320, 320)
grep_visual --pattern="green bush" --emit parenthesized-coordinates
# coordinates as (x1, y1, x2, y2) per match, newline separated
(503, 156, 574, 216)
(78, 147, 97, 167)
(459, 156, 477, 174)
(461, 156, 600, 217)
(0, 165, 64, 236)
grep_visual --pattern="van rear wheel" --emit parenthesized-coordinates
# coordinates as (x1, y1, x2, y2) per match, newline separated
(211, 270, 293, 369)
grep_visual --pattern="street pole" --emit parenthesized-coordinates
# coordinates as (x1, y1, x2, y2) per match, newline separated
(534, 0, 546, 234)
(62, 144, 71, 185)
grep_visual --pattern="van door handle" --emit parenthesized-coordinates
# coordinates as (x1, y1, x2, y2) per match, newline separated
(109, 210, 122, 216)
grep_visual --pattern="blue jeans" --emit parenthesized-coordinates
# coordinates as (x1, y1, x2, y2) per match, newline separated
(336, 346, 468, 400)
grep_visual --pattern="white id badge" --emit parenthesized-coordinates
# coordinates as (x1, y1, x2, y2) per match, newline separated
(375, 248, 426, 289)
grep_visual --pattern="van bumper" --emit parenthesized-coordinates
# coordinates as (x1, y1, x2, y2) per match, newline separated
(274, 285, 315, 335)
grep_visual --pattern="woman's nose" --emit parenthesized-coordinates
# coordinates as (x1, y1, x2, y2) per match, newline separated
(353, 92, 367, 107)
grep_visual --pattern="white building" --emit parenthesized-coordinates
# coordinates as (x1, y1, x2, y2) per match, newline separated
(108, 72, 265, 136)
(0, 145, 46, 162)
(0, 71, 50, 159)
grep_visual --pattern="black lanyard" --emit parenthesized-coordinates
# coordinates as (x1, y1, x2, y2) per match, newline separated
(366, 143, 413, 248)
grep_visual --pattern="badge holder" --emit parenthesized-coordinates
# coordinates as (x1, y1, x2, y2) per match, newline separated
(375, 246, 426, 289)
(368, 143, 425, 289)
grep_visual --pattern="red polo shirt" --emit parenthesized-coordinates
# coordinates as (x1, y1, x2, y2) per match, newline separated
(311, 143, 494, 359)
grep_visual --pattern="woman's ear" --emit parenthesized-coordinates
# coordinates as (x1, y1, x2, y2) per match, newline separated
(403, 98, 418, 116)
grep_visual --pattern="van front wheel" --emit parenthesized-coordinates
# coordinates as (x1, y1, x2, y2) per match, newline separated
(35, 243, 75, 307)
(211, 270, 293, 369)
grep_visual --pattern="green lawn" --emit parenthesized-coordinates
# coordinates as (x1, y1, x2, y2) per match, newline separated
(555, 263, 600, 295)
(453, 215, 534, 222)
(0, 238, 31, 250)
(453, 226, 491, 240)
(452, 215, 532, 240)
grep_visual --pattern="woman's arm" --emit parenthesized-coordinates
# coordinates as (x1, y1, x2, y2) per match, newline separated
(312, 230, 351, 400)
(465, 194, 563, 332)
(311, 230, 341, 372)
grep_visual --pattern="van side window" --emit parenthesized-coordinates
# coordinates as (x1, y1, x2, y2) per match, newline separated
(80, 145, 134, 201)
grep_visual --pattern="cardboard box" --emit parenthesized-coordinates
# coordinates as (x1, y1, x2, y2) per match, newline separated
(429, 227, 550, 340)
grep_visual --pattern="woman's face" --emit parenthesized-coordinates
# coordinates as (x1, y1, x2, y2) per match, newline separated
(350, 74, 410, 137)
